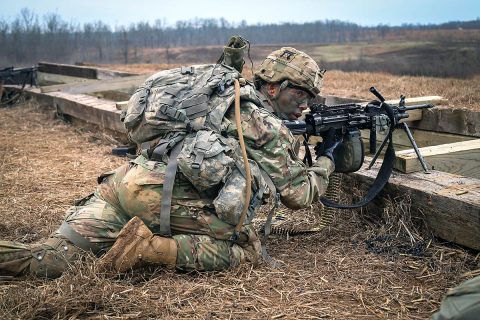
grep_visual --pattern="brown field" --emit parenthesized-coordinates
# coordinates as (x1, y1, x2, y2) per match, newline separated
(90, 62, 480, 110)
(0, 91, 478, 318)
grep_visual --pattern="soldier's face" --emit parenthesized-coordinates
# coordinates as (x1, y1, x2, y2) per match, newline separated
(274, 87, 310, 120)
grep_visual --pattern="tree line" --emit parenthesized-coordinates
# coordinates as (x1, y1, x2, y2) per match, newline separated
(1, 8, 479, 68)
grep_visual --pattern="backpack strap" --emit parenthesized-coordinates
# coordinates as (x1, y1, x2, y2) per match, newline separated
(258, 170, 283, 268)
(158, 139, 185, 236)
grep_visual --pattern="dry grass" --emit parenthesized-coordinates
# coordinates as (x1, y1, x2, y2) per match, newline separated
(91, 63, 480, 111)
(322, 71, 480, 110)
(0, 99, 478, 319)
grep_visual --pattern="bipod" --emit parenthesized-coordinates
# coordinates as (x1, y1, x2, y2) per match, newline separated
(368, 121, 430, 173)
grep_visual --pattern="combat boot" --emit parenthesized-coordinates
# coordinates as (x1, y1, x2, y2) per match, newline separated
(98, 216, 177, 272)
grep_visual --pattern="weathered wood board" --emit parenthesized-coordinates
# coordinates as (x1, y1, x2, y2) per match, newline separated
(14, 87, 126, 134)
(394, 139, 480, 178)
(412, 106, 480, 137)
(348, 163, 480, 250)
(40, 74, 150, 94)
(38, 61, 135, 79)
(362, 128, 476, 149)
(37, 71, 90, 86)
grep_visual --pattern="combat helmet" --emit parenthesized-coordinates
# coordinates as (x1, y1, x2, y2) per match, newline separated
(254, 47, 325, 97)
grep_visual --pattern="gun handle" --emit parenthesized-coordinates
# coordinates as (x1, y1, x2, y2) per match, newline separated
(369, 127, 377, 154)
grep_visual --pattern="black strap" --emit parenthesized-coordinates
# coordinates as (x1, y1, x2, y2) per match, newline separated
(302, 134, 313, 167)
(320, 136, 394, 209)
(320, 102, 396, 209)
(158, 140, 184, 236)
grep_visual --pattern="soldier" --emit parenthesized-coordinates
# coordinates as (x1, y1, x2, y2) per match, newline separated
(0, 46, 339, 278)
(431, 275, 480, 320)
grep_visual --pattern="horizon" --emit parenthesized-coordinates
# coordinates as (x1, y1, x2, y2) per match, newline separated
(1, 0, 480, 28)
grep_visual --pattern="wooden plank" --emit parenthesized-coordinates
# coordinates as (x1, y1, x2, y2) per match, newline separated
(347, 163, 480, 250)
(37, 72, 133, 101)
(394, 139, 480, 178)
(411, 106, 480, 137)
(37, 71, 90, 86)
(38, 62, 137, 80)
(324, 95, 366, 105)
(92, 90, 132, 102)
(6, 86, 126, 134)
(40, 74, 150, 94)
(361, 128, 476, 150)
(47, 91, 126, 133)
(383, 96, 448, 106)
(38, 61, 98, 79)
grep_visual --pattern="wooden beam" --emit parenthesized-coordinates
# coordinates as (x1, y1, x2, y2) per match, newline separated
(49, 90, 126, 133)
(37, 71, 90, 86)
(38, 62, 98, 79)
(6, 86, 126, 134)
(383, 96, 448, 106)
(92, 90, 132, 102)
(40, 74, 150, 94)
(394, 139, 480, 178)
(38, 62, 136, 79)
(347, 163, 480, 250)
(411, 106, 480, 137)
(361, 128, 476, 150)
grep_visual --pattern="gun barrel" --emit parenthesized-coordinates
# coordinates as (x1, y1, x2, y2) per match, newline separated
(403, 103, 434, 111)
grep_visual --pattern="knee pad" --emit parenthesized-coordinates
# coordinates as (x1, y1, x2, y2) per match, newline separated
(29, 237, 83, 279)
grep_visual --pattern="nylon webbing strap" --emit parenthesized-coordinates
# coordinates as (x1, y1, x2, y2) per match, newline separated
(58, 221, 103, 256)
(320, 102, 397, 209)
(320, 137, 395, 209)
(260, 193, 284, 268)
(159, 140, 184, 236)
(258, 170, 283, 268)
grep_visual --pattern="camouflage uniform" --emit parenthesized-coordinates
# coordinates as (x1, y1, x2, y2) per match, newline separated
(431, 275, 480, 320)
(0, 99, 333, 278)
(0, 47, 334, 278)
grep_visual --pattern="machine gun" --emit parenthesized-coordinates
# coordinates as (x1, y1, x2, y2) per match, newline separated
(0, 66, 37, 107)
(283, 87, 434, 209)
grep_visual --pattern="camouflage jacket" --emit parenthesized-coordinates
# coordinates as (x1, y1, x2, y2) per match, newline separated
(223, 94, 334, 210)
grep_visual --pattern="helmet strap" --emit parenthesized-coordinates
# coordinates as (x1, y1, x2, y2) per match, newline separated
(270, 80, 289, 100)
(279, 80, 289, 91)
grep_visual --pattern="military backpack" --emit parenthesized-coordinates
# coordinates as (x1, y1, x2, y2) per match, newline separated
(121, 63, 267, 236)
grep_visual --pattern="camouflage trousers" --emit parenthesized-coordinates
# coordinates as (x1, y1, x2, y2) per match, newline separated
(0, 159, 261, 278)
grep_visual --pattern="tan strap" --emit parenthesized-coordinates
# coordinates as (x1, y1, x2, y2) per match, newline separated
(233, 79, 252, 237)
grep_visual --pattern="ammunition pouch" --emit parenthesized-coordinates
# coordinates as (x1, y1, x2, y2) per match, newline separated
(333, 128, 364, 173)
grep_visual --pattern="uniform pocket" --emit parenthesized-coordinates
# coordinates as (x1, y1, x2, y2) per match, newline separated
(177, 130, 237, 191)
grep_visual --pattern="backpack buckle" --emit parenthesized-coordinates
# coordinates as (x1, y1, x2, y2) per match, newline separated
(180, 66, 194, 75)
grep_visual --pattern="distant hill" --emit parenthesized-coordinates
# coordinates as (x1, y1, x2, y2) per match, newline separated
(1, 8, 479, 78)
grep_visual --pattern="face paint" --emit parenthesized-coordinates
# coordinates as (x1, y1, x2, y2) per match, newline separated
(271, 87, 310, 120)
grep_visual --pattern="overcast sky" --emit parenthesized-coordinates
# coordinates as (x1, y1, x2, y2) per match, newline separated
(1, 0, 479, 27)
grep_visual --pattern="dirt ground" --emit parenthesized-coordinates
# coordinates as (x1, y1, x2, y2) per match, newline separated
(0, 98, 478, 319)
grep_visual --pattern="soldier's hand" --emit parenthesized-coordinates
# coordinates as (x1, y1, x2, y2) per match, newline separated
(315, 128, 342, 162)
